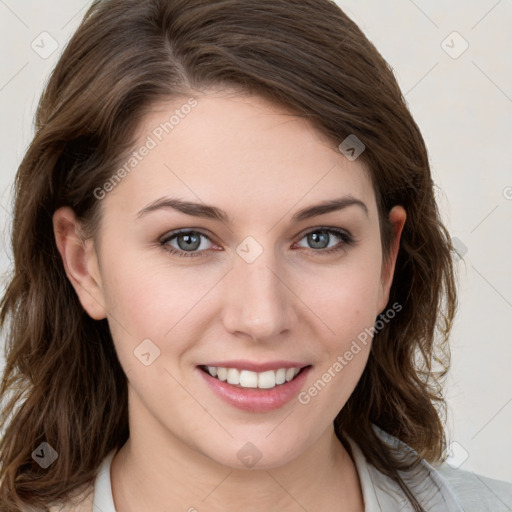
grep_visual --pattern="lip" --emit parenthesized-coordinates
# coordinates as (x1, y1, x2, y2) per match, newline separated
(196, 364, 312, 412)
(199, 360, 310, 372)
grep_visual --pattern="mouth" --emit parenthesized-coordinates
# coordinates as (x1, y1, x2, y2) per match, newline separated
(196, 363, 313, 412)
(198, 364, 310, 390)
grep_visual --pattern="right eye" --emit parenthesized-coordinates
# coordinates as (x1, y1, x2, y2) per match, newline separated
(160, 230, 217, 258)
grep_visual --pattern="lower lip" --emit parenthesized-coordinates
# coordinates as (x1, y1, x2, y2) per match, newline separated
(197, 366, 312, 412)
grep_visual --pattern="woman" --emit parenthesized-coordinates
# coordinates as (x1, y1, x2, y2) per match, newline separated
(0, 0, 510, 511)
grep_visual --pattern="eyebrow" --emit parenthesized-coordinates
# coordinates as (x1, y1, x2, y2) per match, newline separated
(136, 195, 368, 223)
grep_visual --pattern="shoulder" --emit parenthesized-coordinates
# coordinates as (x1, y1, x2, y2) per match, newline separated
(434, 462, 512, 511)
(368, 425, 512, 511)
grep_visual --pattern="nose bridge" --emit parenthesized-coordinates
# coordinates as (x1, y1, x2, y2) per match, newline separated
(222, 237, 294, 340)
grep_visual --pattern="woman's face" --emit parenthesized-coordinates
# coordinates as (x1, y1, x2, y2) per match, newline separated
(58, 90, 404, 469)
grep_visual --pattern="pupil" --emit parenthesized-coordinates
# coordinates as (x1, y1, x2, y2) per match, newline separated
(178, 233, 200, 251)
(309, 231, 329, 249)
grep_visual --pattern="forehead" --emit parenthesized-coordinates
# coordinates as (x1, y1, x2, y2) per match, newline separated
(104, 91, 377, 221)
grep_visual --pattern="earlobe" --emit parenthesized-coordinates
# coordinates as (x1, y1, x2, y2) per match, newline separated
(378, 205, 407, 313)
(52, 207, 107, 320)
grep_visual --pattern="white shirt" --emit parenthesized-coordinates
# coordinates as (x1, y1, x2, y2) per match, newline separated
(92, 428, 512, 511)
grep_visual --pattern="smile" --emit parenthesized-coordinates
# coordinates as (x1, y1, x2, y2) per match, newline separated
(197, 364, 312, 412)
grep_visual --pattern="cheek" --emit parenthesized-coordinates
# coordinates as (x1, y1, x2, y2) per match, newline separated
(303, 249, 383, 338)
(297, 277, 377, 422)
(99, 249, 227, 374)
(296, 251, 382, 407)
(101, 249, 213, 330)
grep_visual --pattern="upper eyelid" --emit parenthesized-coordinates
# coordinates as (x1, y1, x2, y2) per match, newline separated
(160, 228, 216, 244)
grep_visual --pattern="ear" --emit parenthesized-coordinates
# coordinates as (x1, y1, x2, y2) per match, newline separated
(52, 206, 107, 320)
(377, 205, 406, 314)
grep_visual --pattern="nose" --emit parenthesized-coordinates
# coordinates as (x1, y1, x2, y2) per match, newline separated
(220, 246, 297, 342)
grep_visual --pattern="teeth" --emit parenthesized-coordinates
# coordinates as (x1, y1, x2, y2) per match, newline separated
(285, 368, 296, 382)
(205, 366, 303, 389)
(240, 370, 258, 388)
(258, 370, 276, 389)
(226, 368, 240, 385)
(275, 368, 286, 385)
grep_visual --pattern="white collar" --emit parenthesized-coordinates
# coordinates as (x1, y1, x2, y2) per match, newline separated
(92, 449, 116, 512)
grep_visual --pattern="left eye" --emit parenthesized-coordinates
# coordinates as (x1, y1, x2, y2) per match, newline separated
(295, 228, 351, 251)
(160, 228, 353, 258)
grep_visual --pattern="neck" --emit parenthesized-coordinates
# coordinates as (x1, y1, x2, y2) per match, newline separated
(110, 398, 364, 511)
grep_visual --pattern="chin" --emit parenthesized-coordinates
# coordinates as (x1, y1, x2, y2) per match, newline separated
(197, 430, 312, 471)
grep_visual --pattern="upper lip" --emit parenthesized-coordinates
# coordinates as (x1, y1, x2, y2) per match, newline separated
(199, 360, 311, 372)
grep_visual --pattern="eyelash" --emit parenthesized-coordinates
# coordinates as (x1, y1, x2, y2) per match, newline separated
(159, 227, 355, 259)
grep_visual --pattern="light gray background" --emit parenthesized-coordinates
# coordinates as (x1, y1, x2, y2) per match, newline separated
(0, 0, 511, 483)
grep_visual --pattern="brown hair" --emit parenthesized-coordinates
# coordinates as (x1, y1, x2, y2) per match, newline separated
(0, 0, 457, 510)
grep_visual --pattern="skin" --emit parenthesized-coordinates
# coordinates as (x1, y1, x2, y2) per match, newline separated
(53, 89, 406, 512)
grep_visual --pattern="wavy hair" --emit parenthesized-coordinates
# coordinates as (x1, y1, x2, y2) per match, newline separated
(0, 0, 457, 510)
